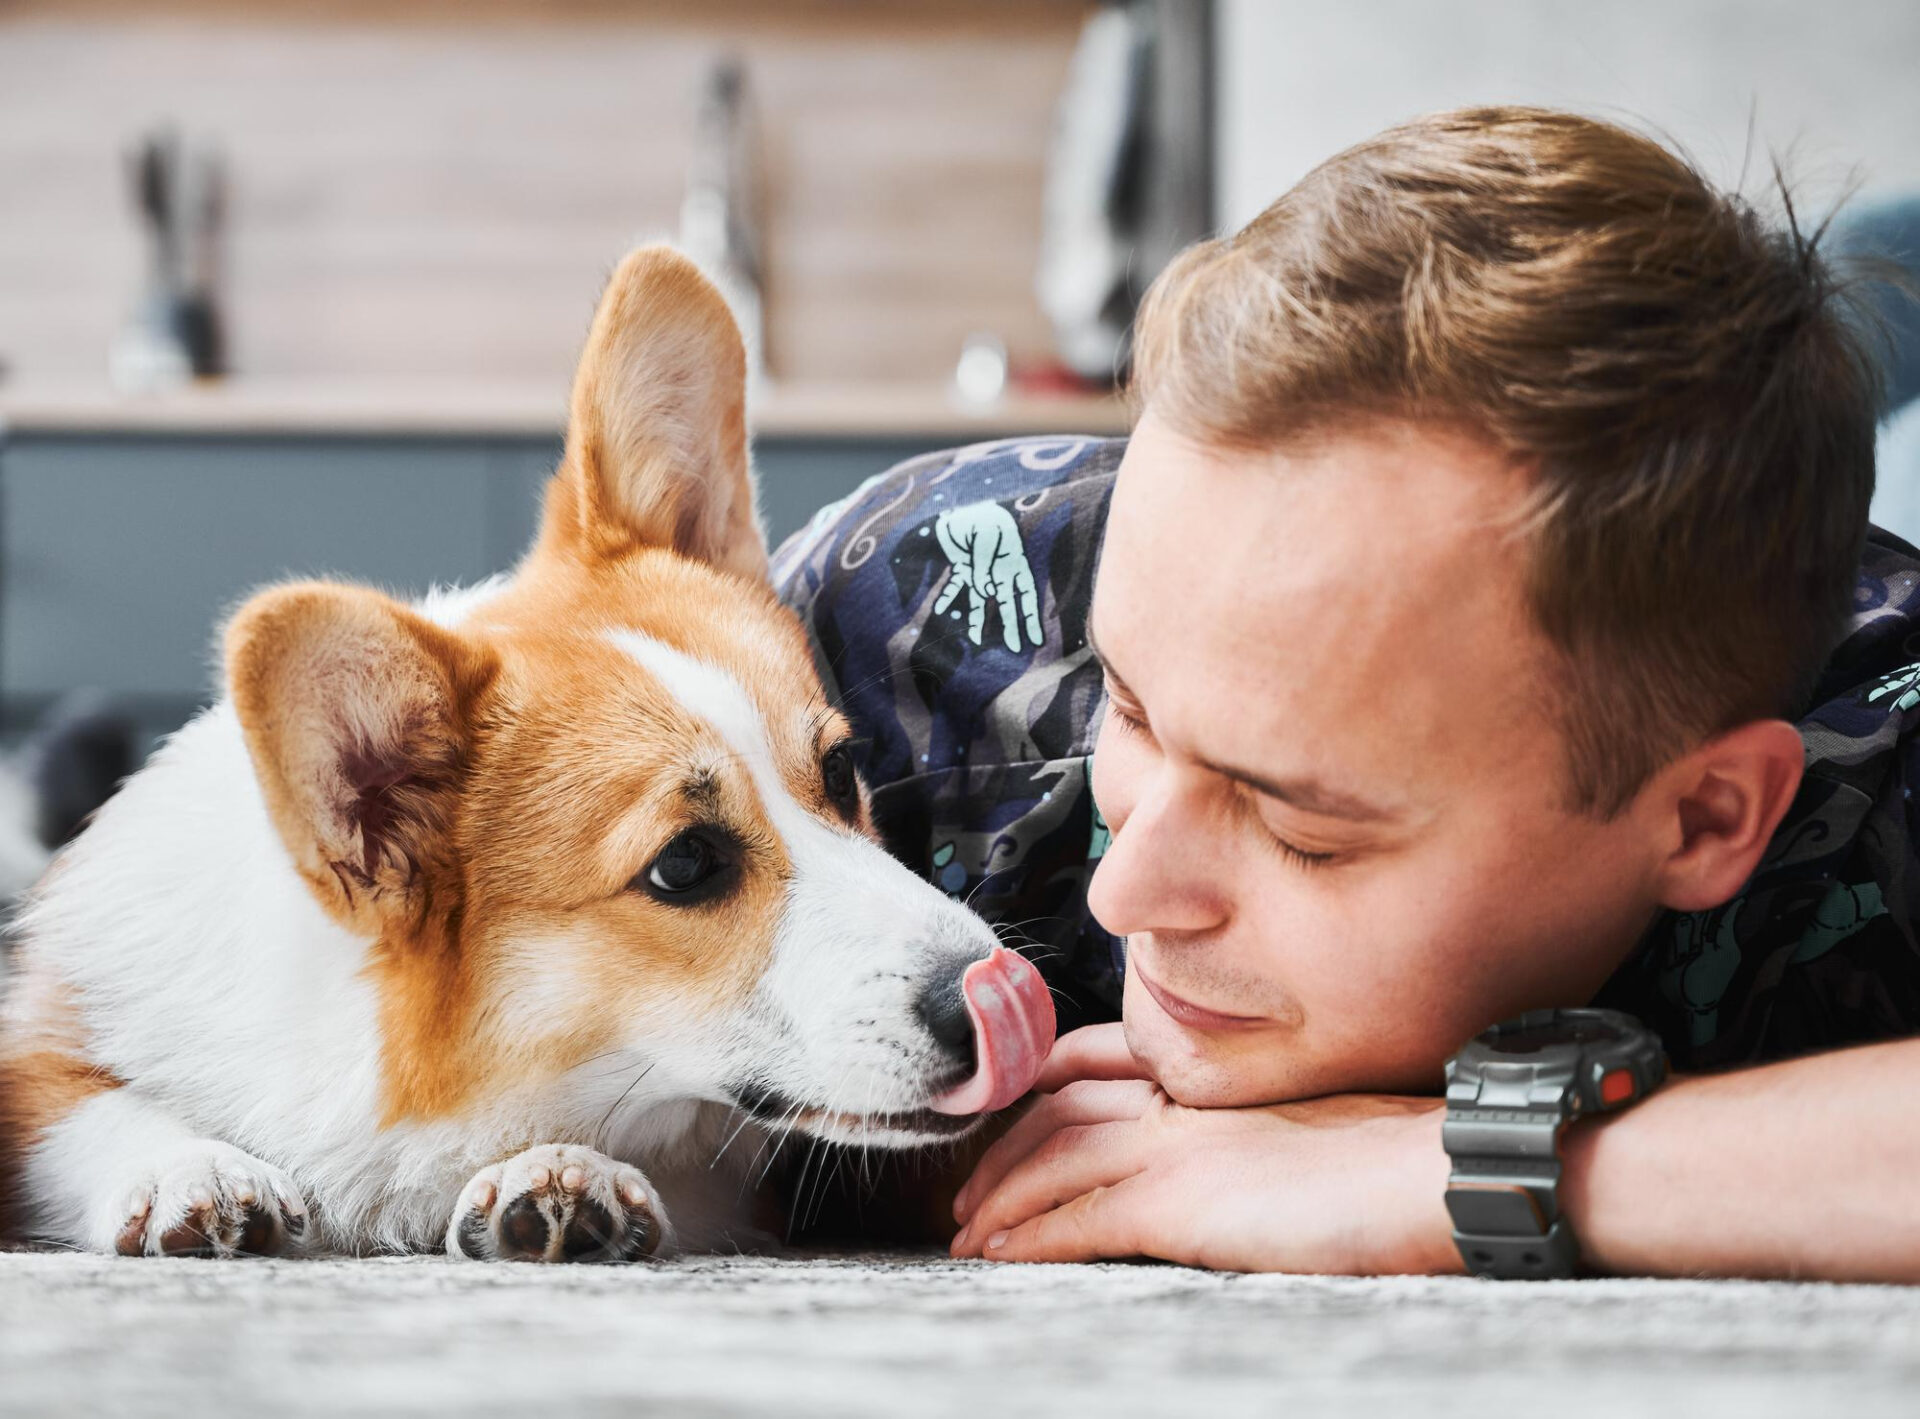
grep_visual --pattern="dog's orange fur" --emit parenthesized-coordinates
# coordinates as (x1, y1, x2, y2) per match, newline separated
(0, 963, 121, 1233)
(218, 248, 860, 1128)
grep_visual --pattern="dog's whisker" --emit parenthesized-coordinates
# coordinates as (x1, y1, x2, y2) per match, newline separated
(708, 1105, 757, 1171)
(594, 1061, 657, 1143)
(786, 1132, 828, 1244)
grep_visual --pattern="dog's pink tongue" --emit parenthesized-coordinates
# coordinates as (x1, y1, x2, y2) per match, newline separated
(928, 947, 1057, 1116)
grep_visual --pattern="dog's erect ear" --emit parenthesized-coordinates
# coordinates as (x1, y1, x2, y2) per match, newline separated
(542, 244, 766, 582)
(225, 582, 497, 925)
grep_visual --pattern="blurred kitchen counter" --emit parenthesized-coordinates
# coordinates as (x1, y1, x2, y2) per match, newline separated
(0, 379, 1130, 440)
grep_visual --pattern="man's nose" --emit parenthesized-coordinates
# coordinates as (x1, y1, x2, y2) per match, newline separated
(1086, 768, 1229, 939)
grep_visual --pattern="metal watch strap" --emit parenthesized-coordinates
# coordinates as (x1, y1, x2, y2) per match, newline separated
(1442, 1065, 1581, 1279)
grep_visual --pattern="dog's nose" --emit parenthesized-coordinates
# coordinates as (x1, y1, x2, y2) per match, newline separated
(914, 961, 977, 1069)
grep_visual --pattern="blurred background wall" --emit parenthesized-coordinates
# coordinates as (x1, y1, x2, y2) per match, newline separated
(1, 0, 1084, 385)
(10, 1, 1915, 392)
(1216, 0, 1920, 229)
(1213, 0, 1920, 557)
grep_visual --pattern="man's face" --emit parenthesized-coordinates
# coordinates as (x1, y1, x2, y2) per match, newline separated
(1089, 412, 1670, 1106)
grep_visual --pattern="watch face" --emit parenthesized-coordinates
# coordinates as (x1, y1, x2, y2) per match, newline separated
(1488, 1017, 1627, 1054)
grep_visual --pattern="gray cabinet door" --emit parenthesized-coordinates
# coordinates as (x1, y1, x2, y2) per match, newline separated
(0, 431, 938, 745)
(481, 436, 934, 567)
(2, 436, 494, 705)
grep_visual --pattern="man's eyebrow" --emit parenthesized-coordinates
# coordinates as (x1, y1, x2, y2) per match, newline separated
(1085, 621, 1133, 695)
(1208, 760, 1398, 823)
(1089, 619, 1391, 823)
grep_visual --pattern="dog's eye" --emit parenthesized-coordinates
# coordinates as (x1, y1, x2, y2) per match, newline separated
(822, 743, 858, 812)
(639, 832, 729, 900)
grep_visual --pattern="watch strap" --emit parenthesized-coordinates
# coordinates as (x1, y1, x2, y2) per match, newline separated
(1443, 1072, 1579, 1279)
(1443, 1009, 1667, 1280)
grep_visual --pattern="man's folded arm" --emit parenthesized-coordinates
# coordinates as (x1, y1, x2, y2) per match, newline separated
(1562, 1036, 1920, 1283)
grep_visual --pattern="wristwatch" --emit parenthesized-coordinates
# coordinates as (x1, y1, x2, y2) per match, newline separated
(1442, 1007, 1667, 1279)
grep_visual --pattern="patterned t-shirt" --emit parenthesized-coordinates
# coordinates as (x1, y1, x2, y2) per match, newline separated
(772, 435, 1920, 1068)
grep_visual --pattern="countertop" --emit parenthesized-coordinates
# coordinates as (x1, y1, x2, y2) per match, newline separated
(0, 379, 1133, 441)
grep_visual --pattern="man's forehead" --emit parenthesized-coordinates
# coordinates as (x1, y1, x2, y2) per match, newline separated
(1111, 415, 1528, 571)
(1095, 416, 1553, 789)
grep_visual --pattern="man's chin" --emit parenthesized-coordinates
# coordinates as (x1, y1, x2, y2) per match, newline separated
(1121, 1000, 1304, 1108)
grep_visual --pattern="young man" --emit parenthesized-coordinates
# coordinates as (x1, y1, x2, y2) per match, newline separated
(772, 108, 1920, 1280)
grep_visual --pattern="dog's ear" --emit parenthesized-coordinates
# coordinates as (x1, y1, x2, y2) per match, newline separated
(541, 244, 766, 582)
(225, 582, 497, 927)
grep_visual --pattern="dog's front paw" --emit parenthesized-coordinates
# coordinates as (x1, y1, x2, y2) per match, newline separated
(110, 1142, 309, 1258)
(447, 1144, 668, 1263)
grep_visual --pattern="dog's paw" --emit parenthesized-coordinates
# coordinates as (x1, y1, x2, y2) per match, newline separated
(447, 1144, 668, 1263)
(109, 1142, 309, 1258)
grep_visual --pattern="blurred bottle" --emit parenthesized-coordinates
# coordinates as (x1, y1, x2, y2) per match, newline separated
(1038, 0, 1212, 386)
(111, 126, 227, 391)
(680, 57, 766, 391)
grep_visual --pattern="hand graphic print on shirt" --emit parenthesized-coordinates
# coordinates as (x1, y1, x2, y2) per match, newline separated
(931, 501, 1046, 653)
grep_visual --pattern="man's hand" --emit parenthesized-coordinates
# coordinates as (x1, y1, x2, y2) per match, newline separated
(958, 1030, 1920, 1282)
(951, 1025, 1461, 1273)
(1029, 1020, 1147, 1092)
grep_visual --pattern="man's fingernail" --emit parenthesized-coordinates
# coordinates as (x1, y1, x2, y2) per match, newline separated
(986, 1230, 1009, 1251)
(952, 1187, 971, 1221)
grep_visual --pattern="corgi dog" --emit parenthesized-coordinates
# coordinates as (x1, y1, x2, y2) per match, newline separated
(0, 247, 1055, 1261)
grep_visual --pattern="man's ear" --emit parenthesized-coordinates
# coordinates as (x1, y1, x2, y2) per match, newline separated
(1648, 719, 1806, 913)
(225, 582, 497, 927)
(540, 244, 766, 582)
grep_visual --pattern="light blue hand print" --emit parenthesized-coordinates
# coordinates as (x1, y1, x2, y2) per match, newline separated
(931, 501, 1046, 652)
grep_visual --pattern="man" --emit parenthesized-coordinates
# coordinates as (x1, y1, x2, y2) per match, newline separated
(772, 108, 1920, 1280)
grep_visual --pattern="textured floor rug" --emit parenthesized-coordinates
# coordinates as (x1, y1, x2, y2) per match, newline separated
(3, 1249, 1918, 1417)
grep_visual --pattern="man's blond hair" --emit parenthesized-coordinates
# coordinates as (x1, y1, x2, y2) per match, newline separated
(1131, 106, 1881, 814)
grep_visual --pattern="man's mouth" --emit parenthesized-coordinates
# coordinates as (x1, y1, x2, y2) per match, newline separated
(1133, 960, 1275, 1032)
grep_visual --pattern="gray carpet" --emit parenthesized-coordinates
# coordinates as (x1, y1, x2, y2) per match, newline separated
(3, 1249, 1918, 1417)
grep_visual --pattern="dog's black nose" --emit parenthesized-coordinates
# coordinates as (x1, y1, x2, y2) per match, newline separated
(915, 963, 976, 1068)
